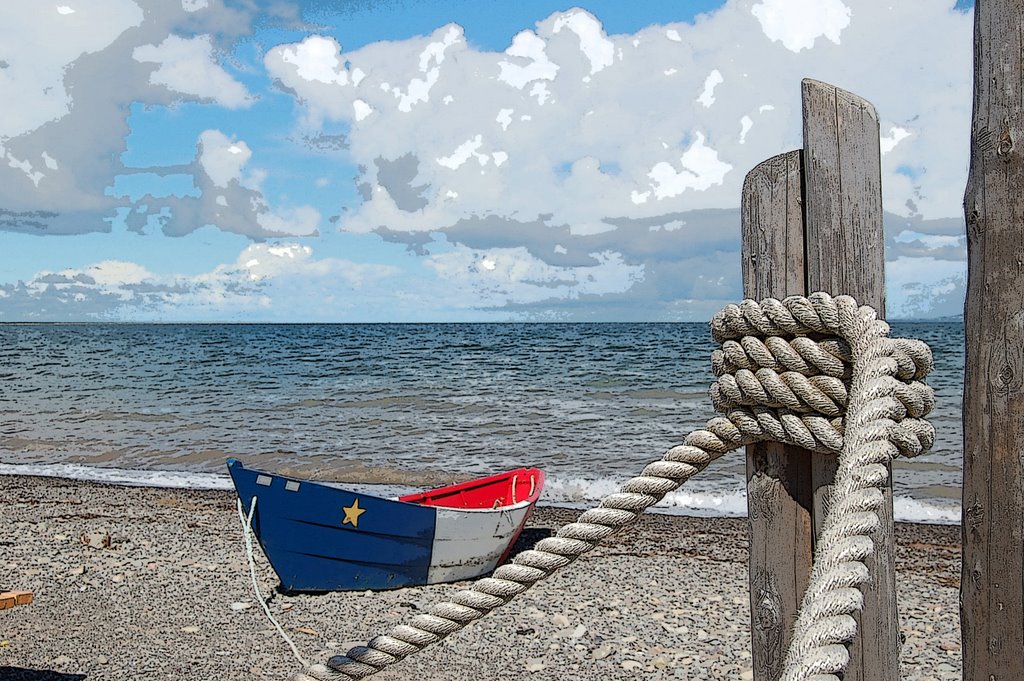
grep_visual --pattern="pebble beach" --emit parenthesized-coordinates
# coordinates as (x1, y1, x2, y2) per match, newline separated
(1, 474, 962, 680)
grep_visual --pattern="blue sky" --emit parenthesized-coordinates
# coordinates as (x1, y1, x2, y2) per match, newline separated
(0, 0, 973, 321)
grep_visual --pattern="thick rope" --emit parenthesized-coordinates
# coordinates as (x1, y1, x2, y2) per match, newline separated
(284, 292, 934, 681)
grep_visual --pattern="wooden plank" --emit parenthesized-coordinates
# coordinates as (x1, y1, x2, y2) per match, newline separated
(741, 150, 814, 681)
(801, 78, 895, 681)
(961, 2, 1024, 679)
(0, 590, 33, 609)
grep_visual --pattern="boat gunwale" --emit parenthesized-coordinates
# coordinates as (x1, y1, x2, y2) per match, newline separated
(227, 458, 544, 514)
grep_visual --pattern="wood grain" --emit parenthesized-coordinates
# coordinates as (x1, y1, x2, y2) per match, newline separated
(740, 150, 814, 681)
(801, 77, 895, 681)
(961, 2, 1024, 679)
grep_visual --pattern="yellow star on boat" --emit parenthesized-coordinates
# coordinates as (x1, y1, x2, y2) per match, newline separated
(342, 498, 366, 528)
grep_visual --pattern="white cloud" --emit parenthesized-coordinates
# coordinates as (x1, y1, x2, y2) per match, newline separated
(499, 30, 559, 88)
(0, 1, 976, 320)
(425, 244, 644, 307)
(255, 205, 321, 237)
(886, 255, 966, 319)
(5, 243, 400, 320)
(264, 1, 971, 246)
(751, 0, 852, 53)
(353, 99, 373, 121)
(647, 132, 733, 198)
(880, 125, 912, 154)
(0, 1, 144, 140)
(80, 260, 152, 286)
(552, 9, 616, 76)
(278, 35, 349, 85)
(697, 69, 724, 108)
(198, 130, 251, 187)
(437, 135, 486, 170)
(739, 116, 753, 144)
(133, 34, 252, 109)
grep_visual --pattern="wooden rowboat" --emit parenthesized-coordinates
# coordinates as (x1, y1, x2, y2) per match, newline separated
(227, 459, 544, 592)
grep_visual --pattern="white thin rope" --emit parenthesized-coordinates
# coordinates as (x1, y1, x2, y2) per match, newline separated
(237, 496, 310, 668)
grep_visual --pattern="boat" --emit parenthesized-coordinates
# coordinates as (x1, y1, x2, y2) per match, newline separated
(226, 458, 544, 592)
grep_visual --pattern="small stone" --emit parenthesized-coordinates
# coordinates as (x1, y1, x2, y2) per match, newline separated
(181, 626, 200, 634)
(80, 531, 112, 549)
(69, 565, 85, 576)
(552, 613, 570, 628)
(591, 645, 612, 660)
(230, 601, 252, 611)
(571, 624, 587, 639)
(741, 670, 754, 680)
(939, 640, 961, 651)
(653, 656, 669, 669)
(53, 655, 73, 666)
(621, 659, 643, 671)
(97, 656, 108, 665)
(525, 659, 546, 672)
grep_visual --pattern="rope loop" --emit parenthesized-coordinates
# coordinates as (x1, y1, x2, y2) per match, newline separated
(280, 293, 935, 681)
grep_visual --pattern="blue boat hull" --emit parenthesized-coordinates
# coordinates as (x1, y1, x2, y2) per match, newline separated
(227, 459, 540, 592)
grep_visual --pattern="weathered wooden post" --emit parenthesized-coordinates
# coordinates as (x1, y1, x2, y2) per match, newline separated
(743, 79, 894, 681)
(961, 1, 1024, 678)
(742, 151, 814, 679)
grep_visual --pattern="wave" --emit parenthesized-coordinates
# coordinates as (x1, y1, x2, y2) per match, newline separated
(0, 463, 960, 525)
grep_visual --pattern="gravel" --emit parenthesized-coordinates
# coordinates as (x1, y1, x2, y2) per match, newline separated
(0, 475, 962, 680)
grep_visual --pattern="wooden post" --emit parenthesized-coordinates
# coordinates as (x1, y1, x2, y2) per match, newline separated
(801, 78, 895, 680)
(742, 151, 814, 680)
(961, 1, 1024, 678)
(742, 79, 894, 681)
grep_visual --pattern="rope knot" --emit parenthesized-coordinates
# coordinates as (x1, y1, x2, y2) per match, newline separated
(707, 295, 935, 459)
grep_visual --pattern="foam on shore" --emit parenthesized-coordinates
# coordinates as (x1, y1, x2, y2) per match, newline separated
(0, 462, 961, 525)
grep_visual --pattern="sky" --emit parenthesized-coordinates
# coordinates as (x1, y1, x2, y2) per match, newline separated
(0, 0, 974, 322)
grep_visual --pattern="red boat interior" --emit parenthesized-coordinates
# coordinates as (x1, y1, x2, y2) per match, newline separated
(398, 467, 544, 510)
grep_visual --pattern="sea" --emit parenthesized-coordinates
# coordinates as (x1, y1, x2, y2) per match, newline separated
(0, 322, 964, 524)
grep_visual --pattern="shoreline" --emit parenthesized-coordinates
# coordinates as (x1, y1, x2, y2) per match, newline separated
(1, 474, 962, 680)
(0, 463, 964, 526)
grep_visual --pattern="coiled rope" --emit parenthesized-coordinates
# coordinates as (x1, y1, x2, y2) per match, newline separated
(285, 292, 934, 681)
